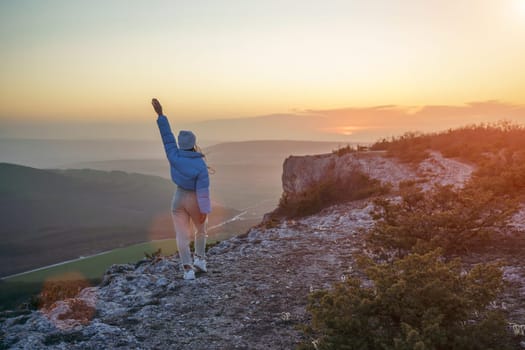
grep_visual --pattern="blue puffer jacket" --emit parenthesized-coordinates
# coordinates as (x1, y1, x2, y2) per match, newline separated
(156, 115, 211, 213)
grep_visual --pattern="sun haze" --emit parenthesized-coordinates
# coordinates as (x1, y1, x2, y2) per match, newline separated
(0, 0, 524, 136)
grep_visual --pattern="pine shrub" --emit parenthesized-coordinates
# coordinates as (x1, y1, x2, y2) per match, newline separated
(299, 250, 513, 350)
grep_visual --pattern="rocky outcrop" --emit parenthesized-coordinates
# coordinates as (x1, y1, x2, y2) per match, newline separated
(281, 150, 474, 204)
(3, 151, 524, 350)
(282, 151, 407, 204)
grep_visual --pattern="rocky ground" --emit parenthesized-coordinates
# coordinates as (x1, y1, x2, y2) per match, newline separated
(1, 151, 524, 349)
(0, 201, 375, 349)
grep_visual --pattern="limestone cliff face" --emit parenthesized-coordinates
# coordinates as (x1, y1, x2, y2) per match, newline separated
(2, 151, 524, 350)
(281, 150, 473, 205)
(281, 151, 408, 205)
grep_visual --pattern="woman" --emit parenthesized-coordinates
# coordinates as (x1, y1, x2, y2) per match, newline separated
(152, 98, 211, 280)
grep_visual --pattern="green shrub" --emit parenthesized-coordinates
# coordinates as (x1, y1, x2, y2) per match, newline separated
(371, 121, 525, 170)
(371, 131, 430, 164)
(299, 250, 513, 350)
(473, 156, 525, 198)
(332, 145, 356, 156)
(144, 248, 162, 260)
(276, 170, 389, 218)
(367, 184, 516, 257)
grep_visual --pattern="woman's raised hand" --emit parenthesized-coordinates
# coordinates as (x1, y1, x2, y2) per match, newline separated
(151, 98, 163, 116)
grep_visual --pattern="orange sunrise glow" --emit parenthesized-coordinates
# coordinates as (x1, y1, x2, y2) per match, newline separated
(0, 0, 524, 140)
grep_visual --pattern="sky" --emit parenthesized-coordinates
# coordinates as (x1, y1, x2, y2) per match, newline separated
(1, 0, 525, 140)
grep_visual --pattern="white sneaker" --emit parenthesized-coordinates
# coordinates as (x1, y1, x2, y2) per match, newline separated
(193, 257, 207, 272)
(183, 268, 195, 280)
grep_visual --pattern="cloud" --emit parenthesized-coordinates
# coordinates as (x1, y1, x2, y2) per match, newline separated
(2, 101, 524, 143)
(305, 100, 525, 141)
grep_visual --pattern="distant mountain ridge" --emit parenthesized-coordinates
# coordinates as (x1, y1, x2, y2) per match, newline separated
(58, 140, 347, 213)
(0, 138, 348, 169)
(204, 139, 349, 156)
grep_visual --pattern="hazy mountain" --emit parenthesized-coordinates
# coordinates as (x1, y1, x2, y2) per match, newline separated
(0, 163, 240, 277)
(0, 138, 164, 168)
(59, 140, 347, 213)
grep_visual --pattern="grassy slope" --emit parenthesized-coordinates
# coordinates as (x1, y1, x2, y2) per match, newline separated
(0, 213, 259, 311)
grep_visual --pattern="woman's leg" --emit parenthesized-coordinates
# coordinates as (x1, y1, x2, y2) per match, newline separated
(185, 193, 207, 259)
(193, 219, 207, 259)
(171, 190, 193, 269)
(172, 208, 193, 268)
